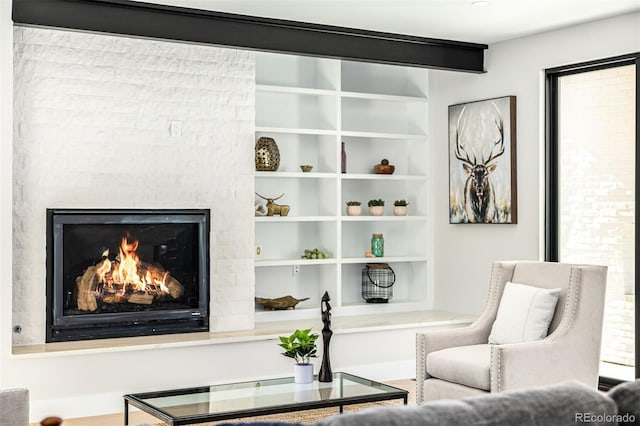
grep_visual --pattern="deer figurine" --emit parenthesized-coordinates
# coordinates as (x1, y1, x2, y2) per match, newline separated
(454, 102, 504, 223)
(255, 192, 290, 216)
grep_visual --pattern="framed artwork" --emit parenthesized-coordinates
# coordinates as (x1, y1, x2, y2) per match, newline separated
(448, 96, 517, 224)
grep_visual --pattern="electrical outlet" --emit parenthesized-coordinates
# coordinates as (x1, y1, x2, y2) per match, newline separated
(169, 120, 182, 137)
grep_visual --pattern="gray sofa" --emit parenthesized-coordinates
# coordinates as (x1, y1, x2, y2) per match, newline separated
(222, 379, 639, 426)
(0, 388, 29, 426)
(316, 379, 639, 426)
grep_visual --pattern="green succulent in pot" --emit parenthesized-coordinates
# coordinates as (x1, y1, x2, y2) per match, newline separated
(393, 200, 409, 216)
(346, 201, 362, 216)
(278, 328, 319, 365)
(367, 199, 385, 216)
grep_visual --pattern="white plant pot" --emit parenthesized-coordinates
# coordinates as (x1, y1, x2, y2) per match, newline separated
(294, 363, 314, 384)
(393, 206, 408, 216)
(346, 205, 362, 216)
(369, 206, 384, 216)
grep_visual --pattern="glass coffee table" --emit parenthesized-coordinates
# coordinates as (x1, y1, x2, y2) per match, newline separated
(123, 372, 408, 425)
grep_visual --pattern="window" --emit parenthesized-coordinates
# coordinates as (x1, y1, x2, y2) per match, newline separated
(546, 54, 639, 383)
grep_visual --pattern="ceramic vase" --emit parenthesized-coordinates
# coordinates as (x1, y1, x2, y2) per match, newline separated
(369, 206, 384, 216)
(346, 205, 362, 216)
(393, 206, 407, 216)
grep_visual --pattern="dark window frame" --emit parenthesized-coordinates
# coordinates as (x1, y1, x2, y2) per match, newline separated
(545, 52, 640, 386)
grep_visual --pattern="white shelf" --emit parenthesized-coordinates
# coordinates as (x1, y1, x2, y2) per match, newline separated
(256, 171, 336, 179)
(341, 91, 427, 103)
(339, 301, 429, 313)
(256, 126, 338, 136)
(255, 216, 337, 222)
(254, 53, 430, 320)
(341, 215, 427, 222)
(341, 130, 427, 140)
(341, 173, 427, 181)
(255, 258, 338, 267)
(257, 84, 337, 97)
(341, 256, 428, 264)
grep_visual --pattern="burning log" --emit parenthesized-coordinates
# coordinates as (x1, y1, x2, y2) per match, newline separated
(127, 293, 154, 305)
(76, 265, 99, 312)
(166, 275, 184, 299)
(75, 235, 185, 311)
(102, 293, 119, 304)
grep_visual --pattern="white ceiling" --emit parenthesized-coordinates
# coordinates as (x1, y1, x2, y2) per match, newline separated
(137, 0, 640, 44)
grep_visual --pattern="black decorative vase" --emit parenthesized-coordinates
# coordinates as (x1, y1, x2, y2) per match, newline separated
(318, 291, 333, 382)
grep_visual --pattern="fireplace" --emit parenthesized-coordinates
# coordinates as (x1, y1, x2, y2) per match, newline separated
(46, 209, 210, 342)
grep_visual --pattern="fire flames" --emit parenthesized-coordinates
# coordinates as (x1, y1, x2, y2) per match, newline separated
(76, 234, 184, 311)
(95, 236, 170, 295)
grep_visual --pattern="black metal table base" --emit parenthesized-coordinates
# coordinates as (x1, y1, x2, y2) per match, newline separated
(124, 395, 408, 426)
(123, 373, 408, 426)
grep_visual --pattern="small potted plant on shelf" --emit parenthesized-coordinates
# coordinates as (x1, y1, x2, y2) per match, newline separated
(368, 199, 385, 216)
(278, 328, 319, 384)
(393, 200, 409, 216)
(345, 201, 362, 216)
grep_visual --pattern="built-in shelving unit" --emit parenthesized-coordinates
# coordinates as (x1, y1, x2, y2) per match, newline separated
(254, 52, 430, 322)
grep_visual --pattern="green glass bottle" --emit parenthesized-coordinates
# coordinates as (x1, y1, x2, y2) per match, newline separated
(371, 233, 384, 257)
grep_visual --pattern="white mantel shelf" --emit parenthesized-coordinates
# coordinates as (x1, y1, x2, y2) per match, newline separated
(12, 310, 474, 359)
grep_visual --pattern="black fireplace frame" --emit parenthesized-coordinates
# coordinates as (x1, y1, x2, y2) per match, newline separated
(46, 208, 210, 343)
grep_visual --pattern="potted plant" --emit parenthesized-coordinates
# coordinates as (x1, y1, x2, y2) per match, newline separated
(278, 328, 319, 384)
(367, 199, 385, 216)
(393, 200, 409, 216)
(345, 201, 362, 216)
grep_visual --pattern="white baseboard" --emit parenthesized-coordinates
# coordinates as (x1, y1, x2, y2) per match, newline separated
(31, 392, 126, 423)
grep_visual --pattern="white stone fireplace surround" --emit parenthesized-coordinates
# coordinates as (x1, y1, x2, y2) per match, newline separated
(13, 26, 256, 345)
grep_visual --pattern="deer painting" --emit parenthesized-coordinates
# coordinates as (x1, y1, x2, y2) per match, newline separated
(449, 97, 516, 224)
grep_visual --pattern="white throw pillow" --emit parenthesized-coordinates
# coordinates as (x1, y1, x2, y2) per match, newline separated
(488, 282, 561, 344)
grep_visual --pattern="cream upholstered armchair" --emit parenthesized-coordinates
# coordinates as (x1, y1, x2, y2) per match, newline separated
(416, 261, 607, 403)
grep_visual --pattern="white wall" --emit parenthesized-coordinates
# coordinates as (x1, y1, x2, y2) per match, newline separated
(0, 0, 14, 388)
(431, 12, 640, 314)
(12, 26, 256, 344)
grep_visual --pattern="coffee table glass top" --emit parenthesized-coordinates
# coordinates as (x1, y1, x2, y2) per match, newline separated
(125, 372, 407, 420)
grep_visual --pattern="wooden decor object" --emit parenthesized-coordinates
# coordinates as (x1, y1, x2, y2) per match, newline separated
(255, 296, 309, 310)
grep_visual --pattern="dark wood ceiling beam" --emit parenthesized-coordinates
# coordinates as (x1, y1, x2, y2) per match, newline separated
(12, 0, 487, 72)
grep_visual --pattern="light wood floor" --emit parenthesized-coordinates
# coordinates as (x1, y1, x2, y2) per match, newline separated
(31, 379, 416, 426)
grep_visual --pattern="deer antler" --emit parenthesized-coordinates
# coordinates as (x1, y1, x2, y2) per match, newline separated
(482, 102, 505, 165)
(454, 105, 476, 166)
